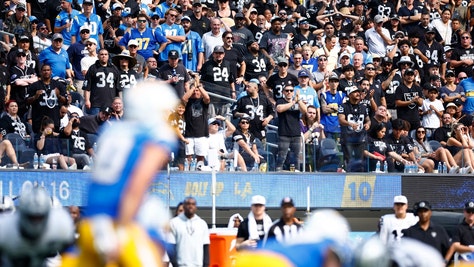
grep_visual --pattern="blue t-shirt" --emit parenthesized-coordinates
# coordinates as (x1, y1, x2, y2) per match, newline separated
(55, 10, 81, 45)
(39, 47, 71, 78)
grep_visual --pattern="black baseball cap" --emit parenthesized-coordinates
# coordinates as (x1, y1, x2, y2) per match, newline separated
(101, 106, 113, 114)
(280, 197, 294, 207)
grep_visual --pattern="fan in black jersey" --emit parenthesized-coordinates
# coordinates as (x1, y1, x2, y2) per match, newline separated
(243, 40, 273, 81)
(338, 85, 370, 171)
(233, 81, 274, 141)
(83, 49, 122, 115)
(264, 57, 299, 105)
(9, 48, 39, 119)
(112, 51, 139, 93)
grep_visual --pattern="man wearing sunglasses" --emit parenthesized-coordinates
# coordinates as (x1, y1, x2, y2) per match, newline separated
(155, 8, 186, 65)
(451, 33, 474, 77)
(119, 13, 168, 62)
(275, 84, 307, 171)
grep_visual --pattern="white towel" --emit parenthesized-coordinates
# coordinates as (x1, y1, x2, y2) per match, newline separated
(247, 211, 272, 240)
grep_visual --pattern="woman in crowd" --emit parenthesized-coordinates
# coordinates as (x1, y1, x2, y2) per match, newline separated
(36, 117, 76, 169)
(440, 70, 465, 109)
(232, 116, 261, 171)
(412, 126, 459, 173)
(364, 122, 409, 172)
(446, 123, 474, 173)
(0, 100, 31, 145)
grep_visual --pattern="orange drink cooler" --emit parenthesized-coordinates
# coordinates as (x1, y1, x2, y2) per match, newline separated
(209, 228, 238, 267)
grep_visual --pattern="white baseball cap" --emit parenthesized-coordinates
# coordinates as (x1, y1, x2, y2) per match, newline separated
(251, 195, 266, 205)
(393, 195, 408, 204)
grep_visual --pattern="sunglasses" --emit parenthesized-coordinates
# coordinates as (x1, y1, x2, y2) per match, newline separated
(80, 30, 90, 34)
(86, 43, 95, 46)
(17, 54, 26, 57)
(284, 89, 294, 92)
(279, 12, 287, 15)
(349, 35, 357, 38)
(318, 58, 327, 61)
(138, 20, 147, 23)
(240, 121, 249, 124)
(40, 28, 48, 30)
(168, 14, 177, 17)
(129, 45, 138, 48)
(278, 64, 288, 67)
(366, 67, 375, 70)
(329, 80, 339, 83)
(461, 36, 470, 39)
(225, 36, 233, 40)
(417, 131, 425, 133)
(459, 77, 467, 80)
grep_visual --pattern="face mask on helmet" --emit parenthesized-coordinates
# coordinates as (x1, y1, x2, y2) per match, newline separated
(18, 187, 51, 240)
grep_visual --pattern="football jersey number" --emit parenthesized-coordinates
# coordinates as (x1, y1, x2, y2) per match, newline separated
(213, 67, 229, 82)
(136, 38, 150, 50)
(96, 72, 115, 88)
(252, 58, 267, 72)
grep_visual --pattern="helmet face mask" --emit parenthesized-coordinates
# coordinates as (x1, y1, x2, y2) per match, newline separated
(18, 187, 51, 240)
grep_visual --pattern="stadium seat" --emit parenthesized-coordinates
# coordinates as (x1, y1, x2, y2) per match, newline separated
(318, 138, 342, 172)
(70, 92, 84, 109)
(3, 133, 36, 168)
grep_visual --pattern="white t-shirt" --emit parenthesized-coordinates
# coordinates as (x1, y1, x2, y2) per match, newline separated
(379, 212, 418, 244)
(421, 98, 444, 128)
(169, 213, 210, 267)
(207, 129, 227, 168)
(365, 27, 391, 56)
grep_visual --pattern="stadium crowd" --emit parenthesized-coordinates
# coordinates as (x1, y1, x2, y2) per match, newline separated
(2, 0, 474, 172)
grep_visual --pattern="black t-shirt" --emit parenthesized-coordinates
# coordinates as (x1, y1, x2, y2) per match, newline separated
(276, 98, 302, 137)
(103, 27, 125, 55)
(9, 65, 37, 117)
(395, 83, 422, 124)
(451, 220, 474, 246)
(61, 128, 92, 155)
(200, 59, 234, 97)
(338, 101, 369, 144)
(118, 69, 139, 92)
(190, 14, 211, 37)
(402, 222, 451, 257)
(184, 97, 209, 138)
(159, 63, 190, 99)
(27, 79, 66, 133)
(451, 46, 474, 76)
(223, 47, 244, 80)
(266, 73, 299, 101)
(232, 93, 274, 140)
(0, 114, 29, 139)
(237, 218, 265, 242)
(243, 52, 271, 81)
(337, 78, 356, 93)
(83, 62, 122, 108)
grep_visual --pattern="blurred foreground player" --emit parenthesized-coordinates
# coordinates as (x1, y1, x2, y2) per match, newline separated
(72, 81, 178, 266)
(0, 187, 75, 267)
